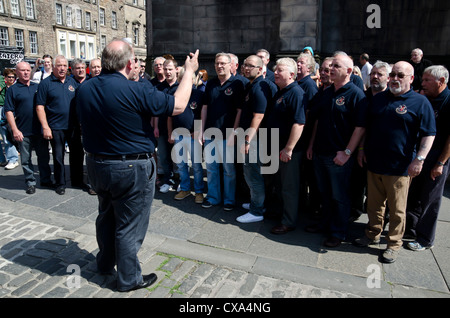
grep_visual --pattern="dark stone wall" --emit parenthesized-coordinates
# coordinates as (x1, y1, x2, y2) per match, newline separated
(320, 0, 450, 68)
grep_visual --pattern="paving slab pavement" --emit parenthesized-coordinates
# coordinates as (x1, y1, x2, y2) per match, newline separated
(0, 157, 449, 300)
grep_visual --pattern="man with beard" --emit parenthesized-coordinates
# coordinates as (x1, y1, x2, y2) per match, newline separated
(354, 61, 436, 264)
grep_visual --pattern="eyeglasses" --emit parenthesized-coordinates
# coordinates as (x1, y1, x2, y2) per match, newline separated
(215, 62, 230, 67)
(6, 76, 16, 79)
(389, 72, 411, 79)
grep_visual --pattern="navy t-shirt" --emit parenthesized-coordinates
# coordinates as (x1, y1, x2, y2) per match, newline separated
(4, 81, 41, 136)
(429, 87, 450, 152)
(156, 81, 178, 135)
(365, 89, 436, 176)
(265, 82, 306, 153)
(35, 74, 77, 130)
(239, 76, 277, 131)
(297, 75, 319, 150)
(172, 88, 204, 133)
(76, 71, 174, 155)
(203, 75, 245, 135)
(311, 82, 368, 156)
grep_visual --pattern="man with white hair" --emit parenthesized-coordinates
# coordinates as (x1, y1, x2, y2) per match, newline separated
(355, 61, 436, 263)
(405, 65, 450, 252)
(410, 48, 433, 92)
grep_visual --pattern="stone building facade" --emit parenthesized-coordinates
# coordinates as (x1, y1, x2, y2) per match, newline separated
(0, 0, 147, 68)
(148, 0, 450, 74)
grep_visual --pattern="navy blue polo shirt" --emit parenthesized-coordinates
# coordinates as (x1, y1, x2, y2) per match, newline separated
(4, 81, 41, 136)
(365, 89, 436, 176)
(156, 81, 178, 135)
(239, 76, 277, 131)
(203, 75, 245, 135)
(172, 88, 204, 133)
(35, 74, 77, 130)
(311, 82, 368, 156)
(76, 71, 174, 155)
(350, 74, 365, 92)
(429, 87, 450, 152)
(265, 82, 306, 152)
(297, 75, 318, 109)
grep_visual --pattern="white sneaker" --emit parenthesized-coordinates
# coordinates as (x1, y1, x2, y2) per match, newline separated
(5, 161, 19, 170)
(159, 184, 170, 193)
(236, 212, 264, 224)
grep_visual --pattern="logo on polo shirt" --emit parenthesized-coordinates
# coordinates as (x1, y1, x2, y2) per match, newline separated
(245, 94, 250, 102)
(396, 105, 408, 115)
(68, 85, 75, 92)
(224, 88, 233, 96)
(276, 97, 283, 104)
(190, 101, 198, 110)
(336, 96, 345, 106)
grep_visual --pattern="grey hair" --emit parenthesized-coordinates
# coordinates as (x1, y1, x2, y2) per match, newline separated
(276, 57, 297, 78)
(256, 49, 270, 60)
(153, 56, 166, 66)
(101, 39, 134, 72)
(297, 52, 315, 73)
(372, 60, 392, 74)
(53, 55, 67, 67)
(215, 52, 231, 63)
(424, 65, 449, 84)
(71, 58, 85, 69)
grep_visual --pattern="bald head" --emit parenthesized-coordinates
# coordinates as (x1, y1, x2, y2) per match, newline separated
(15, 61, 32, 84)
(330, 54, 354, 86)
(389, 61, 414, 96)
(102, 39, 135, 75)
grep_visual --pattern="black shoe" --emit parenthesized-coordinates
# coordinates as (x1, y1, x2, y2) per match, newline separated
(119, 273, 157, 292)
(26, 185, 36, 194)
(41, 182, 56, 189)
(56, 186, 65, 195)
(223, 204, 234, 211)
(202, 200, 213, 209)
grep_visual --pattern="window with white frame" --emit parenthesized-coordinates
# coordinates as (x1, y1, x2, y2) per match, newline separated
(25, 0, 35, 19)
(0, 27, 9, 46)
(55, 3, 63, 24)
(66, 6, 72, 27)
(111, 11, 117, 29)
(133, 25, 139, 46)
(100, 35, 106, 50)
(75, 8, 82, 28)
(10, 0, 21, 16)
(99, 8, 105, 26)
(29, 31, 37, 54)
(0, 0, 5, 14)
(15, 29, 24, 47)
(85, 11, 91, 30)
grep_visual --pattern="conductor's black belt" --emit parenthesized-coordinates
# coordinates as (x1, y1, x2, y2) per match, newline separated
(86, 152, 152, 161)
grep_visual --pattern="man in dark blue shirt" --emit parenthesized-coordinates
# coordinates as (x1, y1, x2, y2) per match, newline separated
(307, 53, 367, 247)
(36, 55, 78, 195)
(355, 61, 436, 263)
(154, 59, 179, 193)
(4, 62, 52, 194)
(76, 39, 199, 292)
(265, 58, 306, 235)
(200, 52, 245, 210)
(405, 65, 450, 252)
(235, 55, 277, 224)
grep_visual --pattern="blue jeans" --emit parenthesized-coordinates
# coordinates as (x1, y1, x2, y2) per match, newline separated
(204, 139, 236, 205)
(243, 145, 265, 216)
(313, 153, 354, 240)
(173, 135, 204, 193)
(0, 124, 19, 164)
(87, 155, 156, 291)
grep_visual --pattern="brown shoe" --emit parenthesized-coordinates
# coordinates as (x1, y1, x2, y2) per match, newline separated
(175, 191, 191, 200)
(194, 193, 204, 204)
(270, 224, 295, 235)
(324, 236, 342, 248)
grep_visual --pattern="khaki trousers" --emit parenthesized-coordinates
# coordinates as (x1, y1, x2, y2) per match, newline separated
(366, 172, 411, 250)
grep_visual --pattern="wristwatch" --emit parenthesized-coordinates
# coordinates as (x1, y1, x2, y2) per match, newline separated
(416, 155, 426, 162)
(344, 148, 352, 156)
(245, 140, 250, 145)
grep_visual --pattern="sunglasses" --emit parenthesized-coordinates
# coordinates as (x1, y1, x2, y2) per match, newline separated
(6, 76, 16, 79)
(389, 72, 411, 79)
